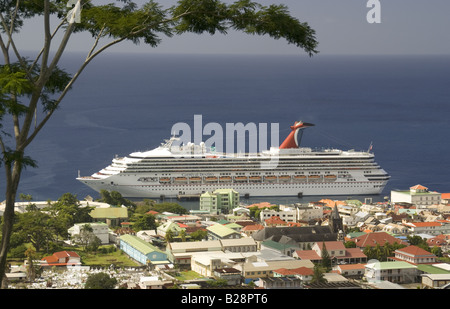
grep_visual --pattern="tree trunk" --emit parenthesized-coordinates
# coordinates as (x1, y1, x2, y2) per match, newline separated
(0, 161, 22, 288)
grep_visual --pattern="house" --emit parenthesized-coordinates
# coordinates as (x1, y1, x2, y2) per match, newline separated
(421, 274, 450, 289)
(256, 276, 302, 289)
(391, 245, 437, 265)
(264, 215, 288, 227)
(273, 266, 314, 283)
(312, 241, 368, 265)
(207, 223, 241, 240)
(293, 241, 367, 265)
(237, 259, 314, 282)
(334, 263, 366, 279)
(213, 267, 242, 285)
(241, 224, 264, 237)
(68, 222, 111, 244)
(403, 221, 450, 236)
(260, 207, 297, 224)
(41, 251, 81, 267)
(120, 234, 169, 266)
(365, 261, 417, 284)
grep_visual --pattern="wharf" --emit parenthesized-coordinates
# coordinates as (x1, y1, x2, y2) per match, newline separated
(177, 194, 201, 201)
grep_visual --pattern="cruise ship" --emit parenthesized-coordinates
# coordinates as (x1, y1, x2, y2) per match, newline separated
(77, 121, 390, 198)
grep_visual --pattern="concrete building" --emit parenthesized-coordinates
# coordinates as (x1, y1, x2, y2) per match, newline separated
(365, 261, 418, 284)
(207, 223, 241, 240)
(68, 222, 111, 244)
(199, 189, 239, 214)
(391, 185, 441, 207)
(120, 234, 169, 266)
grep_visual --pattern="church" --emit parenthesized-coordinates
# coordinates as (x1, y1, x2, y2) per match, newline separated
(252, 205, 344, 253)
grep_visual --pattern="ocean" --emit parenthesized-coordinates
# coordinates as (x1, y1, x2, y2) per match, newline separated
(2, 52, 450, 209)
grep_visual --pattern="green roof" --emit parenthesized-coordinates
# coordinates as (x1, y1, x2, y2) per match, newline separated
(90, 207, 128, 219)
(368, 261, 416, 270)
(120, 234, 163, 255)
(262, 240, 297, 250)
(417, 264, 450, 274)
(206, 223, 239, 237)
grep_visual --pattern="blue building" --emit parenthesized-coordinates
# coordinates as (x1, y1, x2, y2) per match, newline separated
(120, 234, 169, 266)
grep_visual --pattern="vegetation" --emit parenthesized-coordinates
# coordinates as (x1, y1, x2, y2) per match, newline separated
(0, 0, 318, 285)
(84, 272, 117, 289)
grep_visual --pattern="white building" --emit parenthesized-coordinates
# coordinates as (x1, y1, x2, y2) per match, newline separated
(68, 222, 110, 244)
(391, 185, 441, 207)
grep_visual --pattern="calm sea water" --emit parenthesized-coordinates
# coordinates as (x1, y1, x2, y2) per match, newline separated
(2, 52, 450, 208)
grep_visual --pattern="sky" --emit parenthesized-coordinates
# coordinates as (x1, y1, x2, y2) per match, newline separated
(8, 0, 450, 56)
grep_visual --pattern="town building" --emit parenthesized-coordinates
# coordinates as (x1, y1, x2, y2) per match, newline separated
(403, 221, 450, 236)
(119, 234, 169, 267)
(206, 223, 241, 240)
(365, 261, 418, 284)
(199, 189, 239, 214)
(391, 185, 441, 207)
(41, 251, 81, 268)
(252, 225, 339, 251)
(391, 245, 437, 264)
(68, 222, 111, 244)
(89, 206, 128, 226)
(421, 274, 450, 289)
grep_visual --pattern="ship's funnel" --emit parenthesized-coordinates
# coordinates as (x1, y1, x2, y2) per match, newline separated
(279, 121, 314, 149)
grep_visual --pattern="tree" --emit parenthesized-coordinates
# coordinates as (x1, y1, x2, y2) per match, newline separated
(320, 242, 332, 272)
(311, 263, 327, 285)
(73, 223, 101, 252)
(132, 213, 157, 231)
(0, 0, 318, 286)
(84, 272, 117, 289)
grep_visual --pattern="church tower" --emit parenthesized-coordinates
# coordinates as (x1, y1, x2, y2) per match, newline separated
(330, 204, 344, 237)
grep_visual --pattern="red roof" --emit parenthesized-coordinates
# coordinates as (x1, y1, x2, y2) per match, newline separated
(407, 221, 441, 228)
(53, 251, 80, 259)
(265, 216, 288, 225)
(441, 193, 450, 199)
(242, 224, 264, 231)
(410, 184, 428, 190)
(273, 267, 314, 276)
(396, 245, 436, 257)
(352, 232, 406, 248)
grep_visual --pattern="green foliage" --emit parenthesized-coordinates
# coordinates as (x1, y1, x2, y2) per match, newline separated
(132, 213, 157, 232)
(151, 202, 188, 215)
(84, 272, 117, 289)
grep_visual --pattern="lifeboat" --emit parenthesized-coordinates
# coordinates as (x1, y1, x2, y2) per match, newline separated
(205, 176, 218, 182)
(174, 177, 188, 182)
(324, 175, 337, 182)
(219, 176, 232, 182)
(159, 177, 171, 183)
